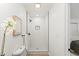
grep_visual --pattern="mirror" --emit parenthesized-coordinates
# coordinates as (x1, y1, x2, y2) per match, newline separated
(12, 16, 22, 36)
(0, 15, 22, 56)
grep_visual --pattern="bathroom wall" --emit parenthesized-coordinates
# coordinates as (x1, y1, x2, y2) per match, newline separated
(49, 3, 68, 56)
(0, 4, 26, 55)
(28, 15, 48, 51)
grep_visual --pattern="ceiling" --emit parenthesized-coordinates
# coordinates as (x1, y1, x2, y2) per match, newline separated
(23, 3, 52, 17)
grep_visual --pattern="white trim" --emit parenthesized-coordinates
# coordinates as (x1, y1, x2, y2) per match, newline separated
(68, 3, 70, 56)
(65, 3, 70, 56)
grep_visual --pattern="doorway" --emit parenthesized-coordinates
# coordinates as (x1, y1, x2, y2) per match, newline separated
(69, 3, 79, 56)
(28, 16, 48, 51)
(27, 15, 49, 55)
(24, 3, 52, 56)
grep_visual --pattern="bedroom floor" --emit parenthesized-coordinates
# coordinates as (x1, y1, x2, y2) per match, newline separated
(27, 51, 49, 56)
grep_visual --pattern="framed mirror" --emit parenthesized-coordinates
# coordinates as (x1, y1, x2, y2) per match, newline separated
(12, 16, 22, 36)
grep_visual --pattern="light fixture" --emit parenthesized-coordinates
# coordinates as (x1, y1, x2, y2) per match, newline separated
(35, 3, 41, 8)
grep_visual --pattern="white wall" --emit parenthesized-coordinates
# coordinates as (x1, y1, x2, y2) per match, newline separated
(28, 16, 48, 51)
(49, 3, 68, 56)
(0, 4, 26, 55)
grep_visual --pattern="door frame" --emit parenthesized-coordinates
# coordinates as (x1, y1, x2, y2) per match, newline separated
(65, 3, 70, 56)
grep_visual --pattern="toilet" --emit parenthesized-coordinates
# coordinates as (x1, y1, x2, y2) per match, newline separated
(12, 45, 27, 56)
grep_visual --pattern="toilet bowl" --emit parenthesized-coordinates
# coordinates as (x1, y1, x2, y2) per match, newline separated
(12, 45, 26, 56)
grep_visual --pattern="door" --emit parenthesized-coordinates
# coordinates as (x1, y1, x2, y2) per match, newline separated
(28, 16, 48, 51)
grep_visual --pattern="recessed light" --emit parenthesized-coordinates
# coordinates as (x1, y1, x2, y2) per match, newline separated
(35, 3, 41, 8)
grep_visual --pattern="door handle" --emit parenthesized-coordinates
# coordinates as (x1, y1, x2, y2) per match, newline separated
(27, 33, 31, 35)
